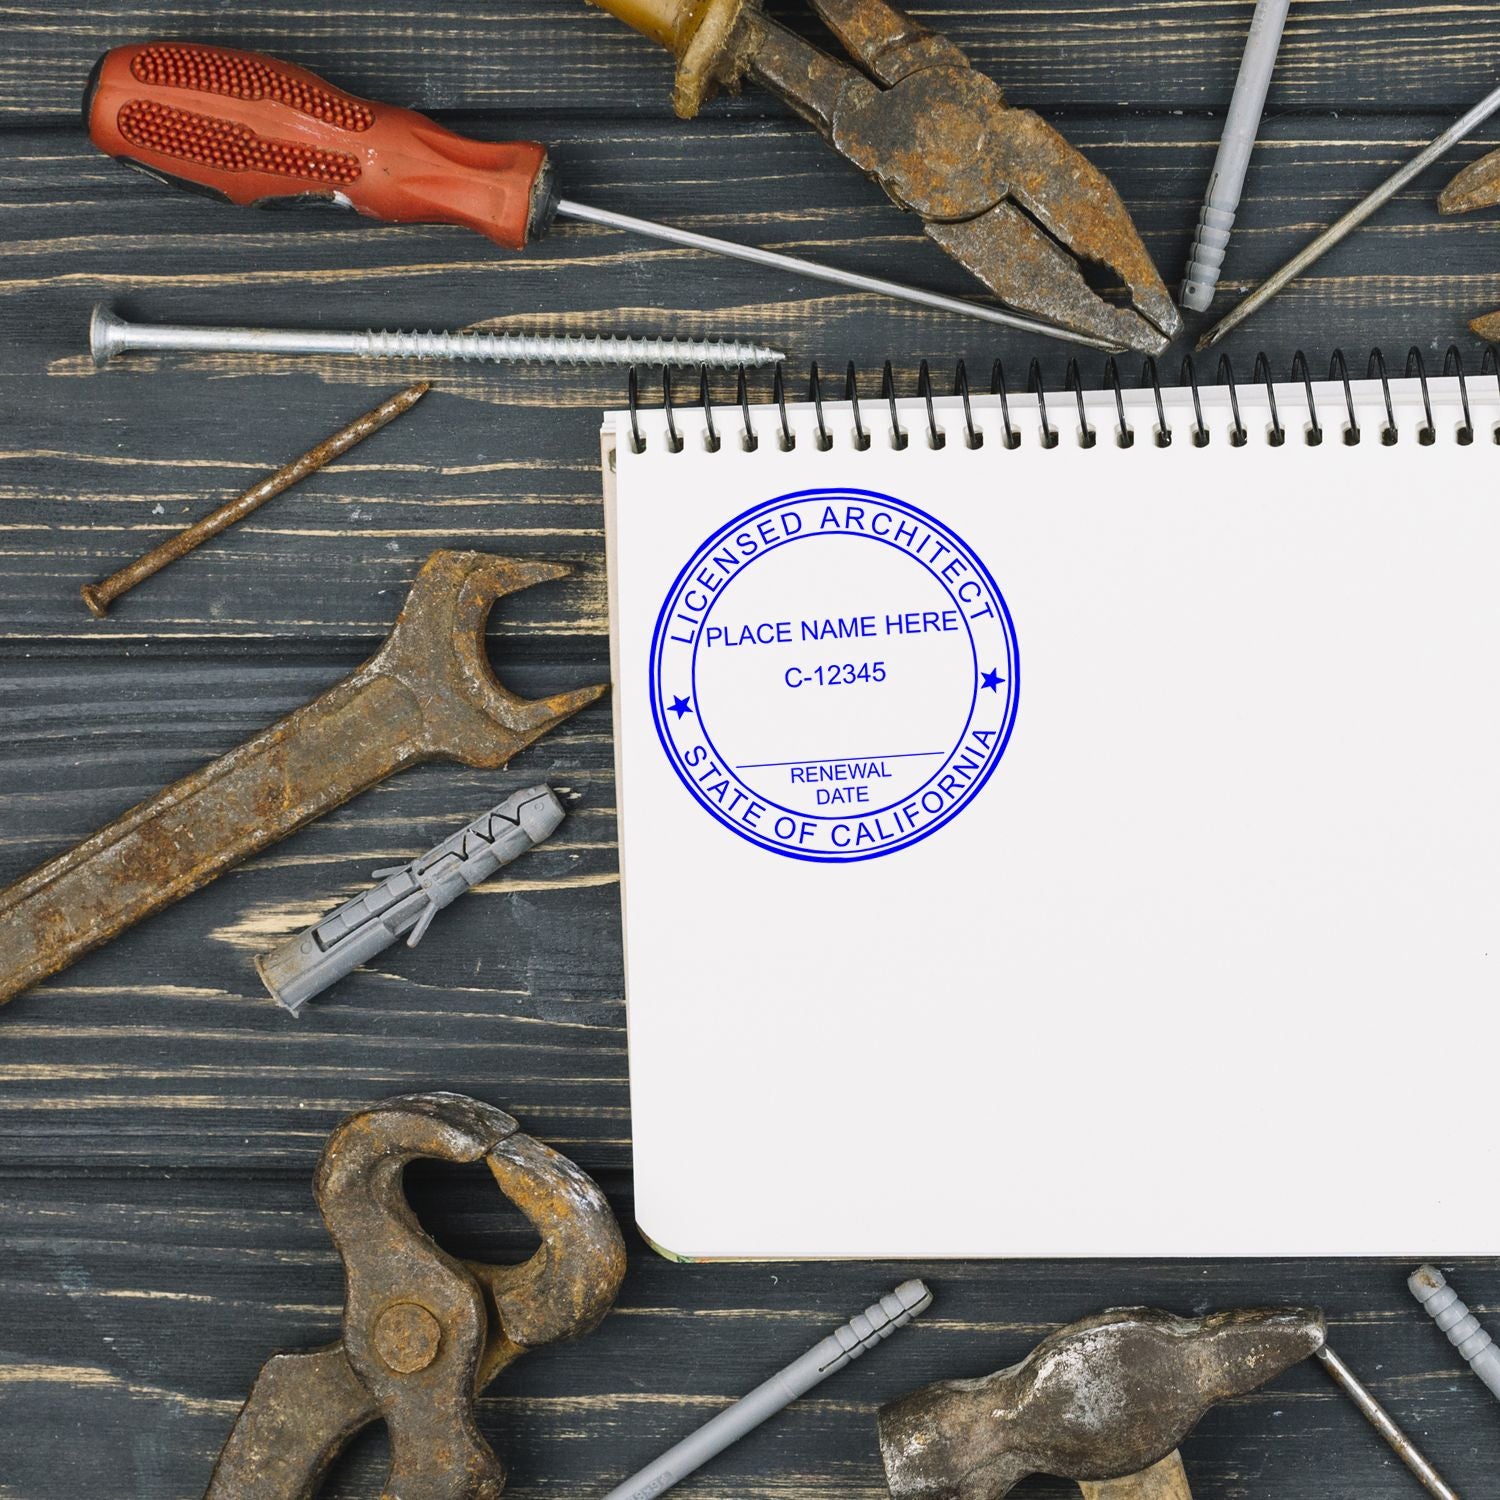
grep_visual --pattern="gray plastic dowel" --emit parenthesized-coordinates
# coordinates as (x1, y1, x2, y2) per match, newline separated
(601, 1280, 932, 1500)
(1410, 1264, 1500, 1402)
(1181, 0, 1293, 312)
(255, 784, 565, 1014)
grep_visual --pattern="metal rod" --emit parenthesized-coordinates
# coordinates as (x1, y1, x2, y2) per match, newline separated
(88, 305, 783, 369)
(80, 383, 430, 618)
(1198, 79, 1500, 349)
(556, 199, 1122, 353)
(1315, 1345, 1462, 1500)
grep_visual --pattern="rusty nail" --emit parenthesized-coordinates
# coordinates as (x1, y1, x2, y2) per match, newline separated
(80, 381, 430, 617)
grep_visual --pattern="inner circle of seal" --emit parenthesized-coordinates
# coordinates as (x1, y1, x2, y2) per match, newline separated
(649, 487, 1019, 862)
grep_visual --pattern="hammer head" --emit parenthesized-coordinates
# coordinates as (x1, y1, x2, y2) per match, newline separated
(878, 1306, 1326, 1500)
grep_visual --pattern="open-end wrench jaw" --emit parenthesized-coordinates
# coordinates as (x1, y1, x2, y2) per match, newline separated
(377, 550, 609, 767)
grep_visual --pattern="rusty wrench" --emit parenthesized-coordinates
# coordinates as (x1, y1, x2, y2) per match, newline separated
(203, 1092, 627, 1499)
(0, 552, 604, 1005)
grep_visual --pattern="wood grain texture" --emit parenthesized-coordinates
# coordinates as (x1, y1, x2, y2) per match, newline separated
(2, 0, 1498, 1495)
(5, 0, 1500, 121)
(3, 1174, 1498, 1499)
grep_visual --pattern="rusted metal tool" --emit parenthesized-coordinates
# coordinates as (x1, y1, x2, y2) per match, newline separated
(878, 1307, 1324, 1500)
(81, 382, 430, 617)
(0, 551, 604, 1006)
(203, 1091, 627, 1499)
(1439, 150, 1500, 339)
(879, 1305, 1461, 1500)
(587, 0, 1181, 354)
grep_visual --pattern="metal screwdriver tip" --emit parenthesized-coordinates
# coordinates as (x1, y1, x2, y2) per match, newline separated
(89, 305, 783, 369)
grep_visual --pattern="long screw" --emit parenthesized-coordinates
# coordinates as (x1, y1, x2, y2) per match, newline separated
(80, 383, 428, 617)
(1315, 1345, 1461, 1500)
(89, 306, 783, 370)
(1410, 1264, 1500, 1403)
(1198, 77, 1500, 349)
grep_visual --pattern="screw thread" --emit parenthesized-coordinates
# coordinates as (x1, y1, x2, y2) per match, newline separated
(353, 328, 777, 368)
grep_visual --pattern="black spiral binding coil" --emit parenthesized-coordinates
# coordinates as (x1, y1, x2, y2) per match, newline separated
(626, 347, 1496, 452)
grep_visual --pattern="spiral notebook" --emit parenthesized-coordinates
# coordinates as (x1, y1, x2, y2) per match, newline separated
(601, 356, 1500, 1260)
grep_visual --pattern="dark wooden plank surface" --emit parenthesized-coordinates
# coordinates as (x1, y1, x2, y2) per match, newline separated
(2, 1, 1498, 1496)
(5, 0, 1500, 121)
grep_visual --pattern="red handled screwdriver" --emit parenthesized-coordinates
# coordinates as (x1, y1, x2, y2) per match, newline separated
(84, 41, 1112, 348)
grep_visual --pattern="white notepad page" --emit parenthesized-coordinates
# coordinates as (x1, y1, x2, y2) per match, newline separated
(603, 371, 1499, 1259)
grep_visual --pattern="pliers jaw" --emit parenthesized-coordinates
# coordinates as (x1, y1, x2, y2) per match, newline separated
(1439, 148, 1500, 339)
(919, 112, 1184, 355)
(202, 1095, 626, 1500)
(596, 0, 1181, 353)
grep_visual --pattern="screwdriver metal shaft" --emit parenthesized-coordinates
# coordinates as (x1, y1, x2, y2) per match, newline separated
(555, 199, 1121, 351)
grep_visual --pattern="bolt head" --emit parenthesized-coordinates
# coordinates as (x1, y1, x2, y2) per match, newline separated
(373, 1301, 443, 1373)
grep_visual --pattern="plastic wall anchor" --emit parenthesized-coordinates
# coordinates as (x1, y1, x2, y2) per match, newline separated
(1409, 1263, 1500, 1402)
(1181, 204, 1237, 312)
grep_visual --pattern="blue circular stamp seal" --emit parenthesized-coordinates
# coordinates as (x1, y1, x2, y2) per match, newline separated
(649, 487, 1019, 862)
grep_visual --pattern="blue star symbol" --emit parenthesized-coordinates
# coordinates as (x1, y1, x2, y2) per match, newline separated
(668, 695, 693, 719)
(981, 668, 1004, 692)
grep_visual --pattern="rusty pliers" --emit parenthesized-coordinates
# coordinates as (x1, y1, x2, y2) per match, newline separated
(1440, 148, 1500, 339)
(203, 1093, 627, 1500)
(589, 0, 1181, 353)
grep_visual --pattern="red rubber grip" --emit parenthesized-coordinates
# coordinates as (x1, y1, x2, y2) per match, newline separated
(87, 42, 552, 251)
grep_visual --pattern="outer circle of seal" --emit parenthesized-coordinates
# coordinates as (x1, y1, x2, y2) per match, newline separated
(649, 487, 1019, 862)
